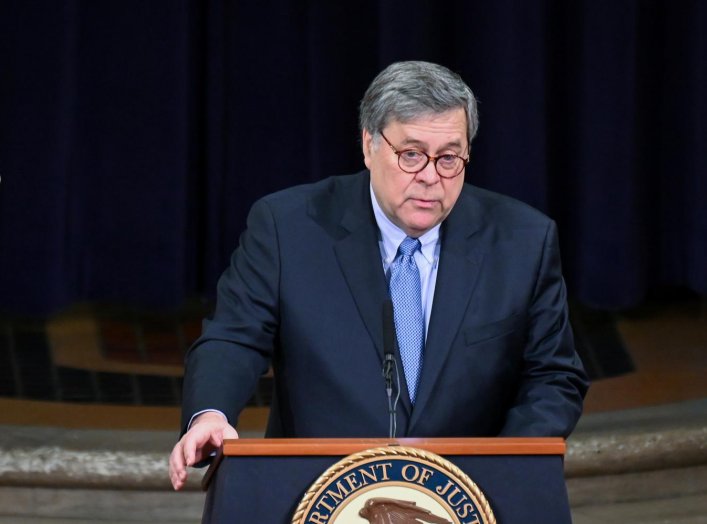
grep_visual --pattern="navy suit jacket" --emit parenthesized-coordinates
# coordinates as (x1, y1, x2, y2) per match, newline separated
(182, 171, 588, 438)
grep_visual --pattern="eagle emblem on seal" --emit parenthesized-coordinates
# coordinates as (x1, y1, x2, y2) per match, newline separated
(359, 497, 452, 524)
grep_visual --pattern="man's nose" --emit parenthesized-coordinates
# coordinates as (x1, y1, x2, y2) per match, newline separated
(414, 161, 440, 184)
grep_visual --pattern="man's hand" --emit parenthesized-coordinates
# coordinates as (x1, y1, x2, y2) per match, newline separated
(168, 412, 239, 490)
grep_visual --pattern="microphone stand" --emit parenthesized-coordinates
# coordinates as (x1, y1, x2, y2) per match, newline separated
(382, 353, 400, 438)
(382, 299, 400, 438)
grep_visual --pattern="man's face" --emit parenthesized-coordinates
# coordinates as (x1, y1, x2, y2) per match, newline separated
(363, 108, 468, 238)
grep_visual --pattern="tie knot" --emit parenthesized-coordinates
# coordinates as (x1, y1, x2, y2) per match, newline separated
(398, 237, 421, 257)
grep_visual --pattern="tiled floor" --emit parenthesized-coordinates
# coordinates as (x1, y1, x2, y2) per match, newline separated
(583, 294, 707, 413)
(0, 310, 185, 406)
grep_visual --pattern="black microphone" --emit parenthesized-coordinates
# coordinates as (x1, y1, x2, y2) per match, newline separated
(382, 299, 399, 438)
(382, 299, 396, 390)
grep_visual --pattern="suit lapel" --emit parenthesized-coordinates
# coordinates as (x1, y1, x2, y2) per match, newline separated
(409, 190, 485, 430)
(328, 175, 390, 361)
(333, 216, 390, 362)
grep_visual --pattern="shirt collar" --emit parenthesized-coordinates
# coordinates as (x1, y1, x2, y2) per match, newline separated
(370, 184, 440, 265)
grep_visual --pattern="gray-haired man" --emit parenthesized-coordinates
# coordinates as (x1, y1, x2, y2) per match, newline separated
(170, 61, 588, 490)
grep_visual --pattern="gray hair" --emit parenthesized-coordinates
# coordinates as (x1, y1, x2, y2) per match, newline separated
(359, 61, 479, 146)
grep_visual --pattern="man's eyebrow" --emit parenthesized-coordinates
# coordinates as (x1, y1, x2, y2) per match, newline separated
(399, 137, 464, 151)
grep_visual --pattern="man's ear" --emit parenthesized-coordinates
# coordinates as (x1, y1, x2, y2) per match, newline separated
(362, 129, 373, 169)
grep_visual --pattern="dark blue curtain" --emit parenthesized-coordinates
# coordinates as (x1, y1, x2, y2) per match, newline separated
(1, 0, 705, 316)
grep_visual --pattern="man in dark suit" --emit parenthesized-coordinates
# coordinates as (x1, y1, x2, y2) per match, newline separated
(169, 61, 588, 490)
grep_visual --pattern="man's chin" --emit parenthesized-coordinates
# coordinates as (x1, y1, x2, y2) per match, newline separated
(400, 217, 441, 237)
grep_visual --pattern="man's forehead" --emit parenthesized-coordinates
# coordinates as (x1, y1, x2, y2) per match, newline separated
(388, 107, 466, 126)
(385, 110, 468, 146)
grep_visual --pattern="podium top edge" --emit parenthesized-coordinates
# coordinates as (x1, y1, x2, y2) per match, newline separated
(221, 437, 566, 456)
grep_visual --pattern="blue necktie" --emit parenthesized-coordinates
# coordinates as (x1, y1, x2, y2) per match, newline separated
(389, 237, 424, 404)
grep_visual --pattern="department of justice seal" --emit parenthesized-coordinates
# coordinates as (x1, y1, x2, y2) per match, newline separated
(292, 446, 495, 524)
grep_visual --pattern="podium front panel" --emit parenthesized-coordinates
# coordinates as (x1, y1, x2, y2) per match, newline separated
(203, 453, 570, 523)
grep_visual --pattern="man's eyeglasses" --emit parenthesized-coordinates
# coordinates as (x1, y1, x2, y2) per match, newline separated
(379, 132, 469, 179)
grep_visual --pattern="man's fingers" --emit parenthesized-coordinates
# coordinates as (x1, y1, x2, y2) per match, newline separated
(169, 442, 187, 490)
(182, 433, 199, 466)
(224, 426, 239, 439)
(169, 442, 185, 474)
(168, 419, 239, 489)
(207, 424, 239, 451)
(209, 431, 225, 449)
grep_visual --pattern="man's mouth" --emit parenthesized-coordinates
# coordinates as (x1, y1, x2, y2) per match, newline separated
(410, 198, 437, 208)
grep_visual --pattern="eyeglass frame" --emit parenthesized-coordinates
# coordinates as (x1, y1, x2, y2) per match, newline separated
(378, 131, 470, 179)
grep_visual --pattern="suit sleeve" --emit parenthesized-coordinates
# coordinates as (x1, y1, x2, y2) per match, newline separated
(499, 220, 589, 437)
(180, 198, 279, 435)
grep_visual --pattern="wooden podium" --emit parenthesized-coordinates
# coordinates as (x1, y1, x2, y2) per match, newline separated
(201, 438, 571, 523)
